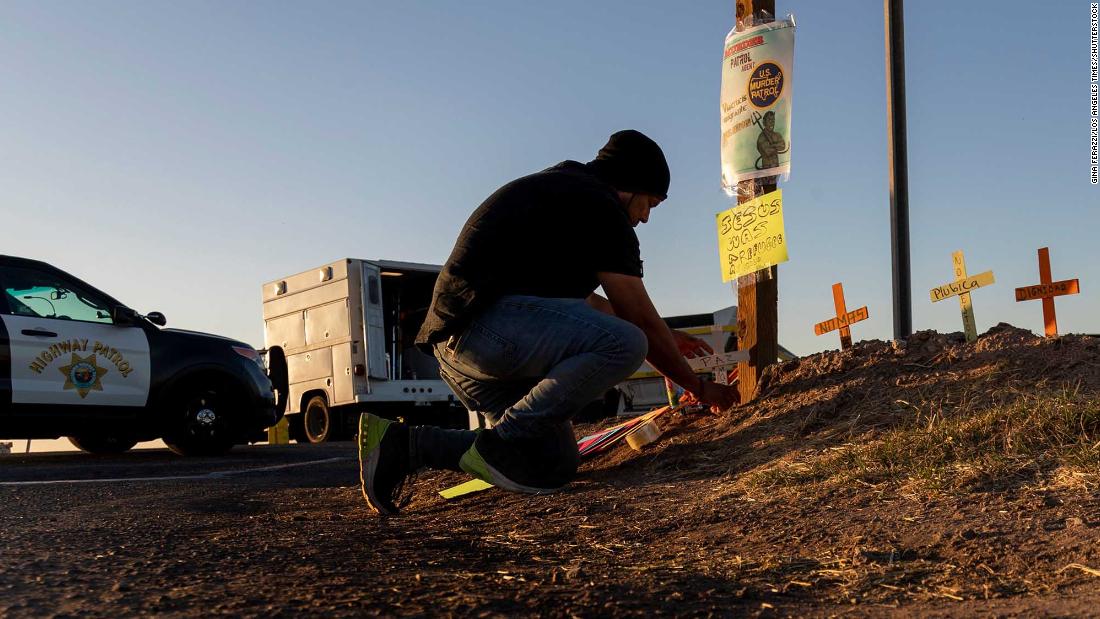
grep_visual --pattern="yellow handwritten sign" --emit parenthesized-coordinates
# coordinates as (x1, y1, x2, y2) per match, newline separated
(929, 251, 995, 343)
(929, 271, 995, 302)
(716, 189, 788, 282)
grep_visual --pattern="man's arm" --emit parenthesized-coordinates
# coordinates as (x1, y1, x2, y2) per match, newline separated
(593, 289, 716, 357)
(597, 271, 738, 410)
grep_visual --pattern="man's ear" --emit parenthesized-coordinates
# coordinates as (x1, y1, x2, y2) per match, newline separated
(617, 191, 636, 208)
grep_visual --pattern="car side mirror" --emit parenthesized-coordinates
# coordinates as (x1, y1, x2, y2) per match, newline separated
(111, 306, 140, 325)
(145, 311, 167, 327)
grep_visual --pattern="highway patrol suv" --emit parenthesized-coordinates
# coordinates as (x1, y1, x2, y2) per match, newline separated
(0, 255, 278, 455)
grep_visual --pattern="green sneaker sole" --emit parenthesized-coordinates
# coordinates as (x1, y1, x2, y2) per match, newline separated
(358, 413, 397, 515)
(458, 442, 563, 496)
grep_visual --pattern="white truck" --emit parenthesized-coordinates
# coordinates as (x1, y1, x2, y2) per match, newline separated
(261, 258, 465, 443)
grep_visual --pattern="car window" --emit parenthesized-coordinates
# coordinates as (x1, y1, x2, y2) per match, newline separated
(4, 291, 39, 317)
(1, 266, 116, 325)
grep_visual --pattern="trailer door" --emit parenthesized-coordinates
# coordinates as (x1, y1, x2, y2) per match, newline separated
(360, 262, 388, 379)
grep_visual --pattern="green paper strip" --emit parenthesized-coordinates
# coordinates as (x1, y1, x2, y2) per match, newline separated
(439, 478, 493, 499)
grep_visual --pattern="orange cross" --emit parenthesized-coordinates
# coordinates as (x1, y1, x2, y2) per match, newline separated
(813, 282, 869, 350)
(1014, 247, 1080, 337)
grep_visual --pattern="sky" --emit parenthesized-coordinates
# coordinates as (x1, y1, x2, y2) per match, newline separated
(1, 0, 1097, 359)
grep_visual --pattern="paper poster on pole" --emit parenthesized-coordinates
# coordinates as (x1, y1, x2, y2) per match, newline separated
(720, 18, 796, 192)
(716, 189, 788, 282)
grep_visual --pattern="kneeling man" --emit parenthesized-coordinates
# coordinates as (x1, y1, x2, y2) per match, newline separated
(359, 130, 738, 514)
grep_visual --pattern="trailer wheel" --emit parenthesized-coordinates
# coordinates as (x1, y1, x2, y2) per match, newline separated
(302, 395, 331, 443)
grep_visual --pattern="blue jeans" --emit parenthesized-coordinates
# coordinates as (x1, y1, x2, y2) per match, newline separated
(410, 296, 648, 473)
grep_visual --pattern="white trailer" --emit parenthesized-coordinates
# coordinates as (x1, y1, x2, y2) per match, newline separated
(261, 259, 465, 443)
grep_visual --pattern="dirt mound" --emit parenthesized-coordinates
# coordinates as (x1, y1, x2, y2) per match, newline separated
(393, 324, 1100, 613)
(583, 324, 1100, 490)
(550, 323, 1100, 608)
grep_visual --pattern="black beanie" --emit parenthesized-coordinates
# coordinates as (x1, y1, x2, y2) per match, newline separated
(586, 130, 670, 199)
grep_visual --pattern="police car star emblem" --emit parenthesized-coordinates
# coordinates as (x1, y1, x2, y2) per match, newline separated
(58, 353, 109, 399)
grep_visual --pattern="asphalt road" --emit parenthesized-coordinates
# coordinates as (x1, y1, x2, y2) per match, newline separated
(0, 443, 368, 617)
(0, 443, 356, 485)
(7, 442, 1098, 617)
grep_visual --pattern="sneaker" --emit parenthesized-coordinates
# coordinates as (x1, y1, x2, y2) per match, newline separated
(458, 429, 569, 495)
(358, 413, 412, 515)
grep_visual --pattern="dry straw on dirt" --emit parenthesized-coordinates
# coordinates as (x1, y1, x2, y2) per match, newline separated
(587, 323, 1100, 494)
(397, 324, 1100, 613)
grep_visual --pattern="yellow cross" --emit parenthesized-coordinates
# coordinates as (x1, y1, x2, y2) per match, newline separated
(929, 250, 995, 343)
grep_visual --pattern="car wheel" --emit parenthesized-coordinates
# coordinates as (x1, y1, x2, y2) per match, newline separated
(67, 435, 138, 455)
(164, 382, 238, 456)
(302, 395, 330, 443)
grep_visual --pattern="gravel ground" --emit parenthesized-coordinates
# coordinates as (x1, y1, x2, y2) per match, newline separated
(4, 325, 1100, 617)
(1, 439, 1098, 617)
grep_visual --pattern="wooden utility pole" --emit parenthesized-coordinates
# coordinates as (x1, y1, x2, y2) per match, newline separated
(735, 0, 779, 404)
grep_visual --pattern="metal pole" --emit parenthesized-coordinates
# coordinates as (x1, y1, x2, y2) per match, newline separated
(884, 0, 911, 340)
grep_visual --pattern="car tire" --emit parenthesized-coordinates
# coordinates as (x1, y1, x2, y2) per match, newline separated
(67, 435, 138, 455)
(164, 381, 238, 456)
(302, 395, 330, 443)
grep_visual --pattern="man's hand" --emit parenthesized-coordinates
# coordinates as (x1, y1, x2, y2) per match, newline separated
(670, 331, 736, 411)
(672, 330, 713, 359)
(596, 272, 739, 414)
(597, 272, 707, 396)
(688, 380, 739, 413)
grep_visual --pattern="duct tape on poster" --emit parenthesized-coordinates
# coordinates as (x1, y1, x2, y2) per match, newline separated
(720, 16, 796, 193)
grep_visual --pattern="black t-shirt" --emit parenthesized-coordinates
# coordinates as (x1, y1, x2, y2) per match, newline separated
(415, 161, 643, 348)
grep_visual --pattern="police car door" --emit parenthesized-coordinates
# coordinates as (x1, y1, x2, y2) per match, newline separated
(0, 263, 151, 409)
(0, 293, 10, 418)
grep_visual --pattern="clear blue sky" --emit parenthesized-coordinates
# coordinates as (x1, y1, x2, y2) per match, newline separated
(2, 1, 1096, 356)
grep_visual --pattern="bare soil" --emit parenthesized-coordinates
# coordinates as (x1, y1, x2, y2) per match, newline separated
(393, 324, 1100, 616)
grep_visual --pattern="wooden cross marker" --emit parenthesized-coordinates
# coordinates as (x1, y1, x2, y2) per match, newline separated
(813, 283, 869, 350)
(929, 250, 995, 343)
(1014, 247, 1080, 337)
